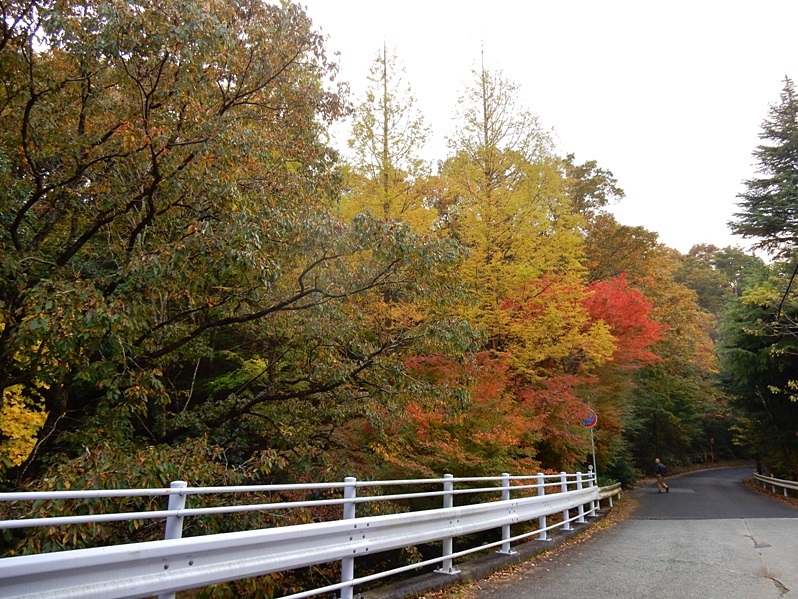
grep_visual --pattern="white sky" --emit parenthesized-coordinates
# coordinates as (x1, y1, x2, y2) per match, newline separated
(300, 1, 797, 254)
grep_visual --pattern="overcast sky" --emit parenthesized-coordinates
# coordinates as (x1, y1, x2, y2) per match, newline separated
(300, 1, 797, 254)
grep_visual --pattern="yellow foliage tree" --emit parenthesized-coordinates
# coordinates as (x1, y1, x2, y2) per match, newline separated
(1, 385, 47, 470)
(441, 63, 614, 381)
(339, 44, 437, 231)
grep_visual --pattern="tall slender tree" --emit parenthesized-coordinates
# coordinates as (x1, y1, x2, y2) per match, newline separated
(341, 44, 433, 229)
(448, 54, 553, 181)
(441, 60, 600, 371)
(422, 60, 622, 471)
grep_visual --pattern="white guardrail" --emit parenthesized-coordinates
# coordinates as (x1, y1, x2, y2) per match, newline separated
(0, 470, 619, 599)
(753, 472, 798, 497)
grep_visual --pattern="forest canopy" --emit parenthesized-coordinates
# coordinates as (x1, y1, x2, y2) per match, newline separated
(0, 0, 790, 512)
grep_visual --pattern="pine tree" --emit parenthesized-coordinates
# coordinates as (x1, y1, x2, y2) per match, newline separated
(731, 76, 798, 257)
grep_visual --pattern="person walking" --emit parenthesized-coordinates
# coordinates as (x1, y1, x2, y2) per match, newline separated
(655, 458, 669, 493)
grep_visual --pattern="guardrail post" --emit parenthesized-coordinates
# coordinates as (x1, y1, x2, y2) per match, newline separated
(497, 473, 516, 555)
(536, 473, 549, 541)
(755, 473, 797, 497)
(576, 472, 586, 523)
(560, 472, 573, 531)
(588, 465, 598, 516)
(340, 477, 357, 599)
(435, 474, 460, 574)
(164, 480, 188, 541)
(159, 480, 187, 599)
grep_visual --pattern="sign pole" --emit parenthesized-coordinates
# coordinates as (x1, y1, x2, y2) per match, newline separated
(582, 407, 598, 482)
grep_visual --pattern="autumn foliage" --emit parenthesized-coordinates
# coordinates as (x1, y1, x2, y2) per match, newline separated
(0, 0, 729, 526)
(0, 9, 750, 599)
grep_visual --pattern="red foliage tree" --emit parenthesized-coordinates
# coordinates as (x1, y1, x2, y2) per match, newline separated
(583, 273, 667, 368)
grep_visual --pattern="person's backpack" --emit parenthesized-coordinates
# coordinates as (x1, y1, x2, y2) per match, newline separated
(658, 463, 667, 475)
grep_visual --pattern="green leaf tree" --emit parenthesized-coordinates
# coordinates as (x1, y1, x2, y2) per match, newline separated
(676, 244, 768, 315)
(0, 0, 344, 478)
(724, 76, 798, 477)
(0, 0, 469, 486)
(719, 264, 798, 478)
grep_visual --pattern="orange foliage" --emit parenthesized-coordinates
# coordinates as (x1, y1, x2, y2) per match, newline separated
(381, 354, 541, 476)
(498, 276, 616, 379)
(377, 352, 602, 475)
(516, 374, 593, 469)
(360, 275, 671, 476)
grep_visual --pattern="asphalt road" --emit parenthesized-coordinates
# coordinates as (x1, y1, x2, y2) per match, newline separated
(466, 467, 798, 599)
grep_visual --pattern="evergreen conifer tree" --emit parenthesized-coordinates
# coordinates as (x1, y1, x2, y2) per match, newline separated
(731, 76, 798, 257)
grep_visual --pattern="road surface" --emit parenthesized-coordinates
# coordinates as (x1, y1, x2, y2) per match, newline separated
(466, 467, 798, 599)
